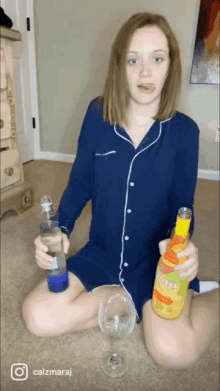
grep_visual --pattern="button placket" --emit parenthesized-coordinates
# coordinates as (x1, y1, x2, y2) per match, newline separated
(125, 182, 134, 243)
(120, 171, 136, 288)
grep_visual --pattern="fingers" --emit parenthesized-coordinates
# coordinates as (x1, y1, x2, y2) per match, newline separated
(177, 265, 198, 280)
(62, 233, 70, 254)
(34, 232, 70, 269)
(35, 249, 53, 269)
(174, 256, 195, 271)
(34, 235, 48, 252)
(176, 241, 198, 259)
(34, 235, 53, 269)
(158, 239, 170, 255)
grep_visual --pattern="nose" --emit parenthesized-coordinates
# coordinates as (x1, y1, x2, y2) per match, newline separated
(140, 60, 152, 76)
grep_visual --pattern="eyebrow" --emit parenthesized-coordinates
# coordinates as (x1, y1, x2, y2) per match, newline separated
(128, 50, 168, 53)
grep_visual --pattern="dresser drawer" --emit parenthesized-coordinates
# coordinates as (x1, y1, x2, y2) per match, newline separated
(0, 138, 12, 151)
(1, 149, 22, 190)
(0, 102, 11, 139)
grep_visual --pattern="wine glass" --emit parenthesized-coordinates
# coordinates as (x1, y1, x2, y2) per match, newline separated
(98, 290, 137, 378)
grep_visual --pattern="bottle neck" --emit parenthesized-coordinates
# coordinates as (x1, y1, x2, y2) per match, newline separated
(174, 216, 191, 238)
(40, 206, 58, 227)
(41, 206, 55, 216)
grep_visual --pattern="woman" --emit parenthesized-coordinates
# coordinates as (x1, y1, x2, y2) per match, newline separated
(22, 12, 219, 369)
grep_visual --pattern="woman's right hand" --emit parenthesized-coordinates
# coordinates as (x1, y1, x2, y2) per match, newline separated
(34, 233, 70, 269)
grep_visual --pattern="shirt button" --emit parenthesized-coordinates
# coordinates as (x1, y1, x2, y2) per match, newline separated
(127, 209, 132, 213)
(121, 278, 124, 282)
(130, 182, 134, 187)
(125, 236, 129, 240)
(124, 262, 129, 267)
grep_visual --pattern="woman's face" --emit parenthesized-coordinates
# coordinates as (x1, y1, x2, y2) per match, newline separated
(125, 25, 170, 110)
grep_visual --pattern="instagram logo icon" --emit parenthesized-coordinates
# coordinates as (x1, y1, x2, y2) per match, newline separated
(11, 363, 28, 381)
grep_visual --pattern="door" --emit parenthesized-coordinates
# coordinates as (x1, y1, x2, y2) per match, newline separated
(1, 0, 40, 163)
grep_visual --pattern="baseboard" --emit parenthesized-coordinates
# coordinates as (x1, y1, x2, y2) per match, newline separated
(36, 151, 220, 181)
(197, 170, 219, 181)
(36, 151, 75, 163)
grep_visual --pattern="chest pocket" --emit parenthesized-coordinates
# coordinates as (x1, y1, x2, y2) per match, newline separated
(94, 150, 117, 179)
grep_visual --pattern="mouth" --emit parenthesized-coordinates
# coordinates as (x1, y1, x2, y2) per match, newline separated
(137, 84, 156, 93)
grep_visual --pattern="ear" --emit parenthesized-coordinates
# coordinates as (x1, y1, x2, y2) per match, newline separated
(158, 238, 170, 256)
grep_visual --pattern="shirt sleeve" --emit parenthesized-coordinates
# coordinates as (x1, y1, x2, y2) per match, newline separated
(56, 99, 98, 237)
(168, 116, 200, 240)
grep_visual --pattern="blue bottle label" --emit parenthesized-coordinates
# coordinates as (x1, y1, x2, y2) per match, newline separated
(46, 271, 69, 293)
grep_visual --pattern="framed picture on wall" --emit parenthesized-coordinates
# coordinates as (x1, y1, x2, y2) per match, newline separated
(190, 0, 220, 84)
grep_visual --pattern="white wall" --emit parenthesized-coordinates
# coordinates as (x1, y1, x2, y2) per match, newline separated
(2, 0, 219, 173)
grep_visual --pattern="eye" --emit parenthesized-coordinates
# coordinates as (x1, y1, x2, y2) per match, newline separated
(127, 58, 139, 66)
(153, 57, 164, 63)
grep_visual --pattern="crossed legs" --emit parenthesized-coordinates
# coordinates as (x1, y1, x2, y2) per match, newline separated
(21, 274, 219, 370)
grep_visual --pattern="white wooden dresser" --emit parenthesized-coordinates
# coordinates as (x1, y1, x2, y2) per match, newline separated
(0, 26, 33, 219)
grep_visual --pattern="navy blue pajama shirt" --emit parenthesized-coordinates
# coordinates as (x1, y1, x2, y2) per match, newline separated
(56, 97, 200, 323)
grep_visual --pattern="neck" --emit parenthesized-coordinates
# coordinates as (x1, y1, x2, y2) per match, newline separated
(128, 98, 159, 126)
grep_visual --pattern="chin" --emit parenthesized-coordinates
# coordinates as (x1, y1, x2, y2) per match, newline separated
(132, 93, 159, 106)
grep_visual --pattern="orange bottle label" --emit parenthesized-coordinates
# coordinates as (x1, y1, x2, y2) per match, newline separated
(159, 260, 173, 274)
(163, 248, 179, 265)
(168, 235, 185, 248)
(153, 288, 173, 305)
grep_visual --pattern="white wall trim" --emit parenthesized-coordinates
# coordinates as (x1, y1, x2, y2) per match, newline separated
(28, 0, 41, 160)
(36, 151, 220, 180)
(197, 169, 219, 181)
(37, 151, 76, 163)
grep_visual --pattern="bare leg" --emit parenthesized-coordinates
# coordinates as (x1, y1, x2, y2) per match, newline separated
(21, 273, 124, 337)
(191, 287, 219, 359)
(142, 288, 219, 369)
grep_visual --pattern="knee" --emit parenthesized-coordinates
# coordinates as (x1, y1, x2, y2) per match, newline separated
(148, 349, 198, 370)
(146, 341, 198, 370)
(21, 296, 50, 337)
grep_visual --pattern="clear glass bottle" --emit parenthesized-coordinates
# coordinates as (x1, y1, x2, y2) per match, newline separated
(152, 207, 192, 319)
(40, 195, 69, 293)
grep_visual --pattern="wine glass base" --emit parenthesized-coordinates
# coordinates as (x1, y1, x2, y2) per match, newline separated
(101, 350, 128, 378)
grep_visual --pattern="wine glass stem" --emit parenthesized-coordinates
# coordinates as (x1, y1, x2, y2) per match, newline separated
(110, 338, 118, 357)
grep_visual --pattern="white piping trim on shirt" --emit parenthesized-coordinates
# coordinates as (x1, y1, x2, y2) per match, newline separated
(114, 116, 173, 320)
(114, 127, 134, 147)
(95, 150, 117, 156)
(124, 120, 156, 150)
(60, 226, 69, 236)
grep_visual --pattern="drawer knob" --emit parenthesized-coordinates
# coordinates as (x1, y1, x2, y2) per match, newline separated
(0, 119, 4, 129)
(4, 167, 14, 176)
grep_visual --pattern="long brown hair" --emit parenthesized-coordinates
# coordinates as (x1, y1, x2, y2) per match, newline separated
(93, 12, 182, 127)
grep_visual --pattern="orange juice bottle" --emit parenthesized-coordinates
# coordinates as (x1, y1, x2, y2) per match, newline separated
(152, 207, 192, 319)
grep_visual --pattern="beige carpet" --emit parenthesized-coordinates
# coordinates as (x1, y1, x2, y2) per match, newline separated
(1, 160, 219, 391)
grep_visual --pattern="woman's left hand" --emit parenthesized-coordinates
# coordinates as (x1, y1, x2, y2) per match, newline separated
(159, 239, 199, 283)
